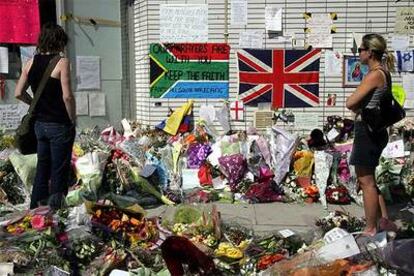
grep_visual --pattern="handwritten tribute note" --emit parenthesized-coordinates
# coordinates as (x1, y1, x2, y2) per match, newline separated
(395, 7, 414, 34)
(0, 104, 28, 130)
(160, 4, 208, 42)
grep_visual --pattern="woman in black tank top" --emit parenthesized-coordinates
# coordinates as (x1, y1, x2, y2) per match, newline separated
(346, 34, 398, 236)
(15, 23, 76, 210)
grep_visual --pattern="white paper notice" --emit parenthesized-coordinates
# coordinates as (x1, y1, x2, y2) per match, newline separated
(75, 92, 89, 115)
(391, 35, 410, 51)
(76, 56, 101, 90)
(20, 46, 37, 66)
(279, 229, 295, 238)
(239, 30, 263, 48)
(231, 0, 247, 26)
(0, 47, 9, 74)
(402, 74, 414, 108)
(265, 6, 282, 32)
(324, 50, 342, 76)
(160, 4, 208, 42)
(382, 140, 405, 158)
(326, 128, 340, 142)
(0, 104, 28, 130)
(306, 13, 333, 34)
(294, 113, 319, 131)
(307, 33, 333, 48)
(88, 93, 106, 116)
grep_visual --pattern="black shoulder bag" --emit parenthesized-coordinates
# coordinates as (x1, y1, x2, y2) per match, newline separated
(361, 69, 405, 132)
(15, 55, 61, 155)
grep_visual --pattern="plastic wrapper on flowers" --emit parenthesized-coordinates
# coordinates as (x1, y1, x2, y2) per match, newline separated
(186, 143, 212, 169)
(375, 157, 405, 202)
(268, 126, 298, 185)
(130, 167, 174, 206)
(218, 153, 246, 191)
(145, 152, 169, 190)
(246, 140, 268, 178)
(100, 126, 124, 147)
(118, 138, 146, 170)
(0, 159, 28, 206)
(66, 151, 110, 206)
(314, 151, 333, 208)
(293, 150, 314, 178)
(8, 151, 37, 193)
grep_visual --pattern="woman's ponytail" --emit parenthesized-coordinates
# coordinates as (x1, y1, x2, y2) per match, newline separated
(383, 50, 395, 72)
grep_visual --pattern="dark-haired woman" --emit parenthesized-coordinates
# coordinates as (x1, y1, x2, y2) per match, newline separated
(346, 33, 396, 236)
(15, 23, 76, 210)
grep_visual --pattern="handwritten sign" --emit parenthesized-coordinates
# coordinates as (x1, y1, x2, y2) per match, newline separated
(160, 4, 208, 42)
(307, 33, 333, 48)
(395, 7, 414, 34)
(0, 104, 28, 130)
(382, 140, 405, 159)
(149, 43, 229, 98)
(294, 113, 319, 131)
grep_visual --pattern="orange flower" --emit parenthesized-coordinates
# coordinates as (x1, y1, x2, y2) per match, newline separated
(109, 220, 122, 231)
(304, 185, 319, 197)
(130, 218, 141, 226)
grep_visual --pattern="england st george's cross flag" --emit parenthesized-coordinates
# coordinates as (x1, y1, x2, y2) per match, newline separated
(237, 48, 321, 108)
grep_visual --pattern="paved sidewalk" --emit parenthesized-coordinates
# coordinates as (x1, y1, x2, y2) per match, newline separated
(147, 202, 365, 235)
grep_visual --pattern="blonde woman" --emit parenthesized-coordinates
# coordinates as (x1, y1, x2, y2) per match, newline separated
(346, 33, 396, 236)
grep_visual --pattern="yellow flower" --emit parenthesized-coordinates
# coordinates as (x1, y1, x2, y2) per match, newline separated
(224, 247, 243, 259)
(237, 240, 250, 251)
(215, 242, 243, 259)
(72, 144, 84, 157)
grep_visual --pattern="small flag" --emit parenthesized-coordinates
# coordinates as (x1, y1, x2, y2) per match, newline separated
(230, 100, 244, 121)
(395, 50, 414, 72)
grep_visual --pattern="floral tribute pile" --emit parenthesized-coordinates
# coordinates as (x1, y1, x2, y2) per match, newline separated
(0, 104, 413, 274)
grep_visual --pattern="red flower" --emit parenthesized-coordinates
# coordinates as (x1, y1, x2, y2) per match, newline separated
(31, 215, 46, 230)
(257, 253, 285, 270)
(56, 232, 69, 243)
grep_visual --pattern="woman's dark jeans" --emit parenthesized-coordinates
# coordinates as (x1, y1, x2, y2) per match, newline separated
(30, 121, 75, 209)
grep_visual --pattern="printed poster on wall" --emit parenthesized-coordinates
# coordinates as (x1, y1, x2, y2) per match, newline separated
(76, 56, 101, 90)
(0, 0, 40, 44)
(149, 43, 230, 98)
(160, 4, 208, 42)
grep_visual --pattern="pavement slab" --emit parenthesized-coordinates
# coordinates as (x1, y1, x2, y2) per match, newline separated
(146, 202, 366, 235)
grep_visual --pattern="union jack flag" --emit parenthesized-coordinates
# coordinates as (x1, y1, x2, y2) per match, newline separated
(237, 49, 321, 108)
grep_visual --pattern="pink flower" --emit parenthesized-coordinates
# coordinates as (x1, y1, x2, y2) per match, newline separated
(31, 215, 46, 230)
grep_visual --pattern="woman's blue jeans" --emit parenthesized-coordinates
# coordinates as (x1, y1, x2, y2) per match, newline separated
(30, 121, 75, 209)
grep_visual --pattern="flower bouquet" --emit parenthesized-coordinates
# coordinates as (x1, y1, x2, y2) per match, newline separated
(90, 205, 160, 249)
(0, 159, 25, 205)
(3, 209, 54, 236)
(326, 186, 351, 204)
(315, 211, 365, 235)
